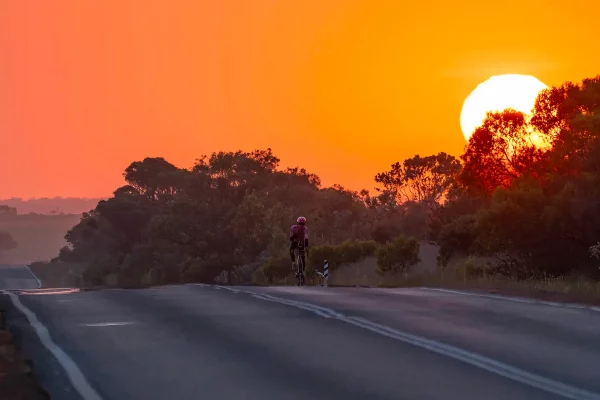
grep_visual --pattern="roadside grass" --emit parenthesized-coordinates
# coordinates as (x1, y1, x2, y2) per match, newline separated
(260, 255, 600, 306)
(327, 261, 600, 306)
(28, 251, 600, 308)
(378, 271, 600, 304)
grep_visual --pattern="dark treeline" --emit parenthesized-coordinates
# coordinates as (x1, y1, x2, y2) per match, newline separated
(55, 75, 600, 286)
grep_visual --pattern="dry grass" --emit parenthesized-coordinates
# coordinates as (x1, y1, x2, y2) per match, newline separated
(304, 245, 600, 306)
(327, 260, 600, 306)
(378, 272, 600, 306)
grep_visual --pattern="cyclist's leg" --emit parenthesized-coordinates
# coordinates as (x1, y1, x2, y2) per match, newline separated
(290, 241, 299, 275)
(299, 247, 306, 273)
(298, 247, 306, 285)
(289, 241, 297, 262)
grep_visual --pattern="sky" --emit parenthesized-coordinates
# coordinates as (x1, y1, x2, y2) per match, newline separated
(1, 0, 599, 199)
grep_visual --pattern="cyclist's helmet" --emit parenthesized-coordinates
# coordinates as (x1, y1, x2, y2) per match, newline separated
(297, 216, 307, 225)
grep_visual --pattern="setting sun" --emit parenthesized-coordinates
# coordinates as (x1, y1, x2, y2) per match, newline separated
(459, 74, 548, 141)
(2, 1, 600, 397)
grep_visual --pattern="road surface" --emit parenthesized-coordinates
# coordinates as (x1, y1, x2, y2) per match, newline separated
(0, 264, 41, 290)
(1, 266, 600, 400)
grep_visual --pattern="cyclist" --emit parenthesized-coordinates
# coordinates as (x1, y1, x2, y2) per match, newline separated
(290, 216, 309, 273)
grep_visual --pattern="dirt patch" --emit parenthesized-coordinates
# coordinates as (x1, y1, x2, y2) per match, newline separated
(0, 309, 49, 400)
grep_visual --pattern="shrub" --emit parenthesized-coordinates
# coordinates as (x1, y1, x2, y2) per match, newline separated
(590, 242, 600, 262)
(229, 263, 259, 285)
(307, 240, 378, 272)
(376, 235, 420, 275)
(214, 270, 229, 284)
(307, 244, 338, 273)
(454, 256, 488, 279)
(260, 251, 292, 283)
(437, 214, 478, 266)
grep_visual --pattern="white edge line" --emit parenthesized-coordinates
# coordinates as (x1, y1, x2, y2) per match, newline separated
(24, 265, 42, 289)
(214, 285, 240, 293)
(216, 285, 600, 400)
(250, 294, 335, 318)
(420, 287, 600, 312)
(1, 290, 103, 400)
(81, 322, 135, 327)
(343, 316, 599, 400)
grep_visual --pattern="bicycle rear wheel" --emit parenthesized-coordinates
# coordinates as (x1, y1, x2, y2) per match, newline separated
(293, 248, 301, 285)
(298, 252, 305, 286)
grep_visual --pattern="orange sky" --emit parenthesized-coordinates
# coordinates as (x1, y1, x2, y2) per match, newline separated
(1, 0, 599, 199)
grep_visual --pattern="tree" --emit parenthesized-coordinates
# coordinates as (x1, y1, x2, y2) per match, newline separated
(123, 157, 181, 199)
(436, 214, 479, 266)
(375, 235, 420, 275)
(531, 76, 600, 175)
(473, 174, 600, 278)
(375, 152, 461, 206)
(0, 231, 17, 253)
(58, 148, 376, 286)
(427, 185, 488, 243)
(459, 109, 548, 195)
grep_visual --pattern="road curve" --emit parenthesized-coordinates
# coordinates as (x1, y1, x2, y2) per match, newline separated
(0, 264, 41, 290)
(1, 282, 599, 400)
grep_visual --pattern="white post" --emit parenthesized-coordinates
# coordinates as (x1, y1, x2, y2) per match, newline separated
(323, 260, 329, 287)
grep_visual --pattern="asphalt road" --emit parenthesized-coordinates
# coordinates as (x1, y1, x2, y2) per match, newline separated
(1, 266, 600, 400)
(0, 264, 41, 290)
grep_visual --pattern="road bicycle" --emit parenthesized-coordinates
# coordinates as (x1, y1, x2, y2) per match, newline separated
(293, 244, 306, 286)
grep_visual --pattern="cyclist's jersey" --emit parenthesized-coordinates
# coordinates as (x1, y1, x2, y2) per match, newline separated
(290, 224, 308, 243)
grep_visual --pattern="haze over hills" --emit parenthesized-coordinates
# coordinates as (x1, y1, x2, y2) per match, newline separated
(0, 197, 104, 215)
(0, 198, 103, 264)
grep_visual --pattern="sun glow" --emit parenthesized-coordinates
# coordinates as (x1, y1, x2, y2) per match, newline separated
(460, 74, 548, 142)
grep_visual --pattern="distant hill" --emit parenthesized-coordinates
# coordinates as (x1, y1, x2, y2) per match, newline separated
(0, 197, 104, 215)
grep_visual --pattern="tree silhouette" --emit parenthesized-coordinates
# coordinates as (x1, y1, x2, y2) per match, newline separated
(375, 152, 461, 206)
(459, 109, 548, 195)
(532, 76, 600, 175)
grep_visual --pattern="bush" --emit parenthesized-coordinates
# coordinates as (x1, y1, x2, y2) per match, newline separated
(307, 240, 378, 272)
(259, 251, 292, 283)
(590, 242, 600, 265)
(437, 214, 479, 266)
(376, 235, 420, 275)
(229, 263, 259, 285)
(214, 270, 230, 284)
(454, 256, 489, 279)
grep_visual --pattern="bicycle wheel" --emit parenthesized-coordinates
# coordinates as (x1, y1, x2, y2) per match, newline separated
(294, 248, 301, 285)
(298, 253, 305, 286)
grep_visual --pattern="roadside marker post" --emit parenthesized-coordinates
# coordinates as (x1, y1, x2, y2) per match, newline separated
(323, 260, 329, 287)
